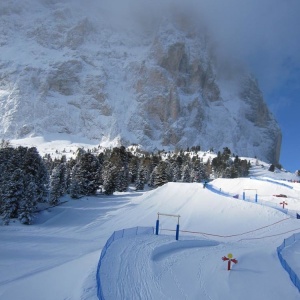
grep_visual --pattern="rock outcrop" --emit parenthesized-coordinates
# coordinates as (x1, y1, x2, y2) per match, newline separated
(0, 0, 281, 163)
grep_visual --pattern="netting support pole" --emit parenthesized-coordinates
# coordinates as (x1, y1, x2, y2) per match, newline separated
(176, 224, 180, 240)
(156, 219, 159, 235)
(243, 192, 245, 200)
(255, 194, 258, 203)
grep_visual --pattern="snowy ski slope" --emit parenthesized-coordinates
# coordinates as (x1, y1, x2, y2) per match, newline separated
(0, 161, 300, 299)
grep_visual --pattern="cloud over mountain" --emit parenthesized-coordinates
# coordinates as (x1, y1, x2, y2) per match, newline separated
(0, 0, 283, 163)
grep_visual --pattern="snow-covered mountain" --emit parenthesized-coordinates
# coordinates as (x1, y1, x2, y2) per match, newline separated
(0, 0, 281, 163)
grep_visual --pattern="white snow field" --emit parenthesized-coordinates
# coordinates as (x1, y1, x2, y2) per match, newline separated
(1, 162, 300, 299)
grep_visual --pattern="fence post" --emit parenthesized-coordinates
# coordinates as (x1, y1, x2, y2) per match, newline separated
(176, 224, 180, 240)
(243, 192, 245, 200)
(156, 219, 159, 235)
(255, 194, 258, 203)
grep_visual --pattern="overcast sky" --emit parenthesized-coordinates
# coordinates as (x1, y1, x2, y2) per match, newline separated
(204, 1, 299, 87)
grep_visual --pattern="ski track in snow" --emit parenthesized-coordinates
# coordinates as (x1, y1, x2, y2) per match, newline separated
(98, 179, 300, 299)
(104, 236, 220, 299)
(1, 159, 300, 299)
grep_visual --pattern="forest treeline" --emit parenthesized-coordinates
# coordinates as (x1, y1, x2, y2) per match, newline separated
(0, 142, 250, 225)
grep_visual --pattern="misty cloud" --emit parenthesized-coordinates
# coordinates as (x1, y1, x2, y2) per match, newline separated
(95, 0, 300, 97)
(194, 0, 300, 94)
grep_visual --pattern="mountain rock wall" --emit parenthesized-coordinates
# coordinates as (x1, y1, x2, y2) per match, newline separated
(0, 0, 281, 163)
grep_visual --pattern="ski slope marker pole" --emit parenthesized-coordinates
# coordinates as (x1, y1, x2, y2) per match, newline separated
(222, 253, 238, 270)
(280, 201, 288, 209)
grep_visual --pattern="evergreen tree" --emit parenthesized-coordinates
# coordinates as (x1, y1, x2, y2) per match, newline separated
(0, 146, 48, 225)
(135, 166, 145, 190)
(129, 156, 139, 184)
(43, 153, 54, 174)
(49, 163, 67, 205)
(69, 164, 81, 199)
(22, 147, 48, 202)
(191, 159, 206, 182)
(102, 161, 117, 195)
(0, 139, 11, 149)
(18, 179, 38, 225)
(150, 161, 169, 188)
(211, 147, 233, 178)
(268, 164, 275, 172)
(70, 152, 100, 197)
(181, 163, 191, 182)
(140, 156, 152, 184)
(233, 156, 250, 177)
(172, 155, 183, 182)
(1, 168, 25, 225)
(109, 147, 130, 192)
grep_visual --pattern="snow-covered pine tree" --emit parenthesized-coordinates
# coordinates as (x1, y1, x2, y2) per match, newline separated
(151, 161, 169, 188)
(69, 164, 81, 199)
(140, 156, 152, 184)
(172, 155, 183, 182)
(70, 152, 100, 197)
(0, 139, 11, 148)
(205, 158, 212, 178)
(49, 163, 67, 205)
(43, 153, 54, 174)
(0, 146, 48, 225)
(150, 155, 161, 173)
(115, 167, 128, 192)
(128, 156, 139, 184)
(181, 163, 191, 182)
(96, 153, 104, 187)
(268, 164, 275, 172)
(1, 168, 25, 225)
(102, 161, 117, 195)
(22, 147, 48, 202)
(135, 166, 145, 190)
(18, 178, 38, 225)
(109, 147, 130, 192)
(190, 159, 204, 182)
(148, 168, 156, 188)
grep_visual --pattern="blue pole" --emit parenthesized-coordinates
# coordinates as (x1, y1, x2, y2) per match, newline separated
(156, 219, 159, 235)
(176, 224, 179, 240)
(255, 194, 258, 203)
(243, 192, 245, 200)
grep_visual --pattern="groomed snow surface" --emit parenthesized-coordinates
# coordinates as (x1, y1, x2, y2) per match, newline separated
(1, 169, 300, 299)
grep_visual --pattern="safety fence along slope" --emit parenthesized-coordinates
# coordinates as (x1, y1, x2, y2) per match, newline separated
(250, 177, 294, 189)
(277, 233, 300, 292)
(96, 226, 154, 300)
(206, 183, 298, 218)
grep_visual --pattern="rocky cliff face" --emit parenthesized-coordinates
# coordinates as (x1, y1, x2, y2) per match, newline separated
(0, 0, 281, 163)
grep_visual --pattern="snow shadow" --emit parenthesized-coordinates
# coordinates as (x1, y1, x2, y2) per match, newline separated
(151, 239, 219, 262)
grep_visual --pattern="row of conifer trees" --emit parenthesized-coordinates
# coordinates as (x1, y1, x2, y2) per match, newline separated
(0, 143, 250, 224)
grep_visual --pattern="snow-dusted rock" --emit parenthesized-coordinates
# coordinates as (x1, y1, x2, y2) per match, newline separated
(0, 0, 281, 163)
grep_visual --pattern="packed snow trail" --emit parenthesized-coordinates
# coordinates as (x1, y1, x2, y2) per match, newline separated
(1, 179, 300, 299)
(100, 235, 220, 299)
(98, 182, 300, 299)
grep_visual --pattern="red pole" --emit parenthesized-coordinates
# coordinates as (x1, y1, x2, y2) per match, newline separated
(222, 255, 237, 271)
(227, 260, 231, 270)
